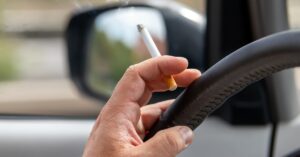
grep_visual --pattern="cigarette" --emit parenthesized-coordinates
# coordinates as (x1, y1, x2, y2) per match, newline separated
(137, 24, 177, 91)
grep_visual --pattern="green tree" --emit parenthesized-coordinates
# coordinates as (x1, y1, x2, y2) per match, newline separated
(87, 30, 135, 95)
(0, 40, 16, 81)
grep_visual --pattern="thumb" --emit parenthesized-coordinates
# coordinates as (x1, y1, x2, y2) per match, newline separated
(140, 126, 194, 157)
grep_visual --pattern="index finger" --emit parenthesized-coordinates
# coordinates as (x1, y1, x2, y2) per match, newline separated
(102, 56, 199, 131)
(110, 55, 188, 104)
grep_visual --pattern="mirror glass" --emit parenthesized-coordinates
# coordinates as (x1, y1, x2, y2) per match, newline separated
(86, 7, 167, 96)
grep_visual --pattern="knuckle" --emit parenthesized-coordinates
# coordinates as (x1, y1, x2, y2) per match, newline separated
(126, 64, 138, 74)
(124, 64, 142, 79)
(159, 131, 181, 156)
(165, 132, 180, 151)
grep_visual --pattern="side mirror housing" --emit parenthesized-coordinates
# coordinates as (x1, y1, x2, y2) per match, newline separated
(66, 1, 206, 102)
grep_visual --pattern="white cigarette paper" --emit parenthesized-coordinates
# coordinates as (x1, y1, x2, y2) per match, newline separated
(137, 24, 177, 91)
(137, 24, 161, 57)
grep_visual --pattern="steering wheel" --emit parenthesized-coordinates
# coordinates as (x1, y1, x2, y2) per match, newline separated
(145, 30, 300, 140)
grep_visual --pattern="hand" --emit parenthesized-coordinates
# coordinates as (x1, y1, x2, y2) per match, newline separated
(83, 56, 201, 157)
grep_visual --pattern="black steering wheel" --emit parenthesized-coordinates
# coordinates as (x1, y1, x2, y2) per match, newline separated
(145, 30, 300, 140)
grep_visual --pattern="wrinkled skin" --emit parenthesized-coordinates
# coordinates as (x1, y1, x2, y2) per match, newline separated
(83, 56, 201, 157)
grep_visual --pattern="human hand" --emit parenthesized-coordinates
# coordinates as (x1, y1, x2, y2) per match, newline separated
(83, 56, 201, 157)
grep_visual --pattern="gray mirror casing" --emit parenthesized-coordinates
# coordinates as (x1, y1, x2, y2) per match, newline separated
(66, 1, 206, 102)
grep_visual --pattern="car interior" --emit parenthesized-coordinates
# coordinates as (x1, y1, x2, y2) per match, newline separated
(0, 0, 300, 157)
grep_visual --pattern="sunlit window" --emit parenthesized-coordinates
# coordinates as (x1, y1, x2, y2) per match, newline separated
(0, 0, 206, 114)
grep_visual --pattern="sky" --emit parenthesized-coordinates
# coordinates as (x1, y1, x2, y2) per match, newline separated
(94, 7, 166, 47)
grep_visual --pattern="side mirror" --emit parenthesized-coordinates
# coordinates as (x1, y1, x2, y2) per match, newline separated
(66, 1, 206, 102)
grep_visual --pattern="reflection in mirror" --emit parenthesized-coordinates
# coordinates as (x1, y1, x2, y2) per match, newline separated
(86, 7, 166, 96)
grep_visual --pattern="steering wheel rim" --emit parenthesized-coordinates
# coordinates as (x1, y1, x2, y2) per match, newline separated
(145, 30, 300, 140)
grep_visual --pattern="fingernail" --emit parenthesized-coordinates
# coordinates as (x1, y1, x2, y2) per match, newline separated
(178, 126, 194, 147)
(190, 69, 202, 76)
(174, 56, 187, 62)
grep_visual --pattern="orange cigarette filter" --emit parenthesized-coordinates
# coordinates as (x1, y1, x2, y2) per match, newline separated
(137, 24, 177, 91)
(164, 75, 177, 91)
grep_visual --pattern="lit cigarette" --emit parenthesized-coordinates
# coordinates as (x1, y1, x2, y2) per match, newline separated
(137, 24, 177, 91)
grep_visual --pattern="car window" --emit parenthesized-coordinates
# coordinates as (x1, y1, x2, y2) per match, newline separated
(0, 0, 205, 115)
(287, 0, 300, 98)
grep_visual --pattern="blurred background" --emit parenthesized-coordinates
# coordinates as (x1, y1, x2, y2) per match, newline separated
(0, 0, 298, 116)
(0, 0, 205, 116)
